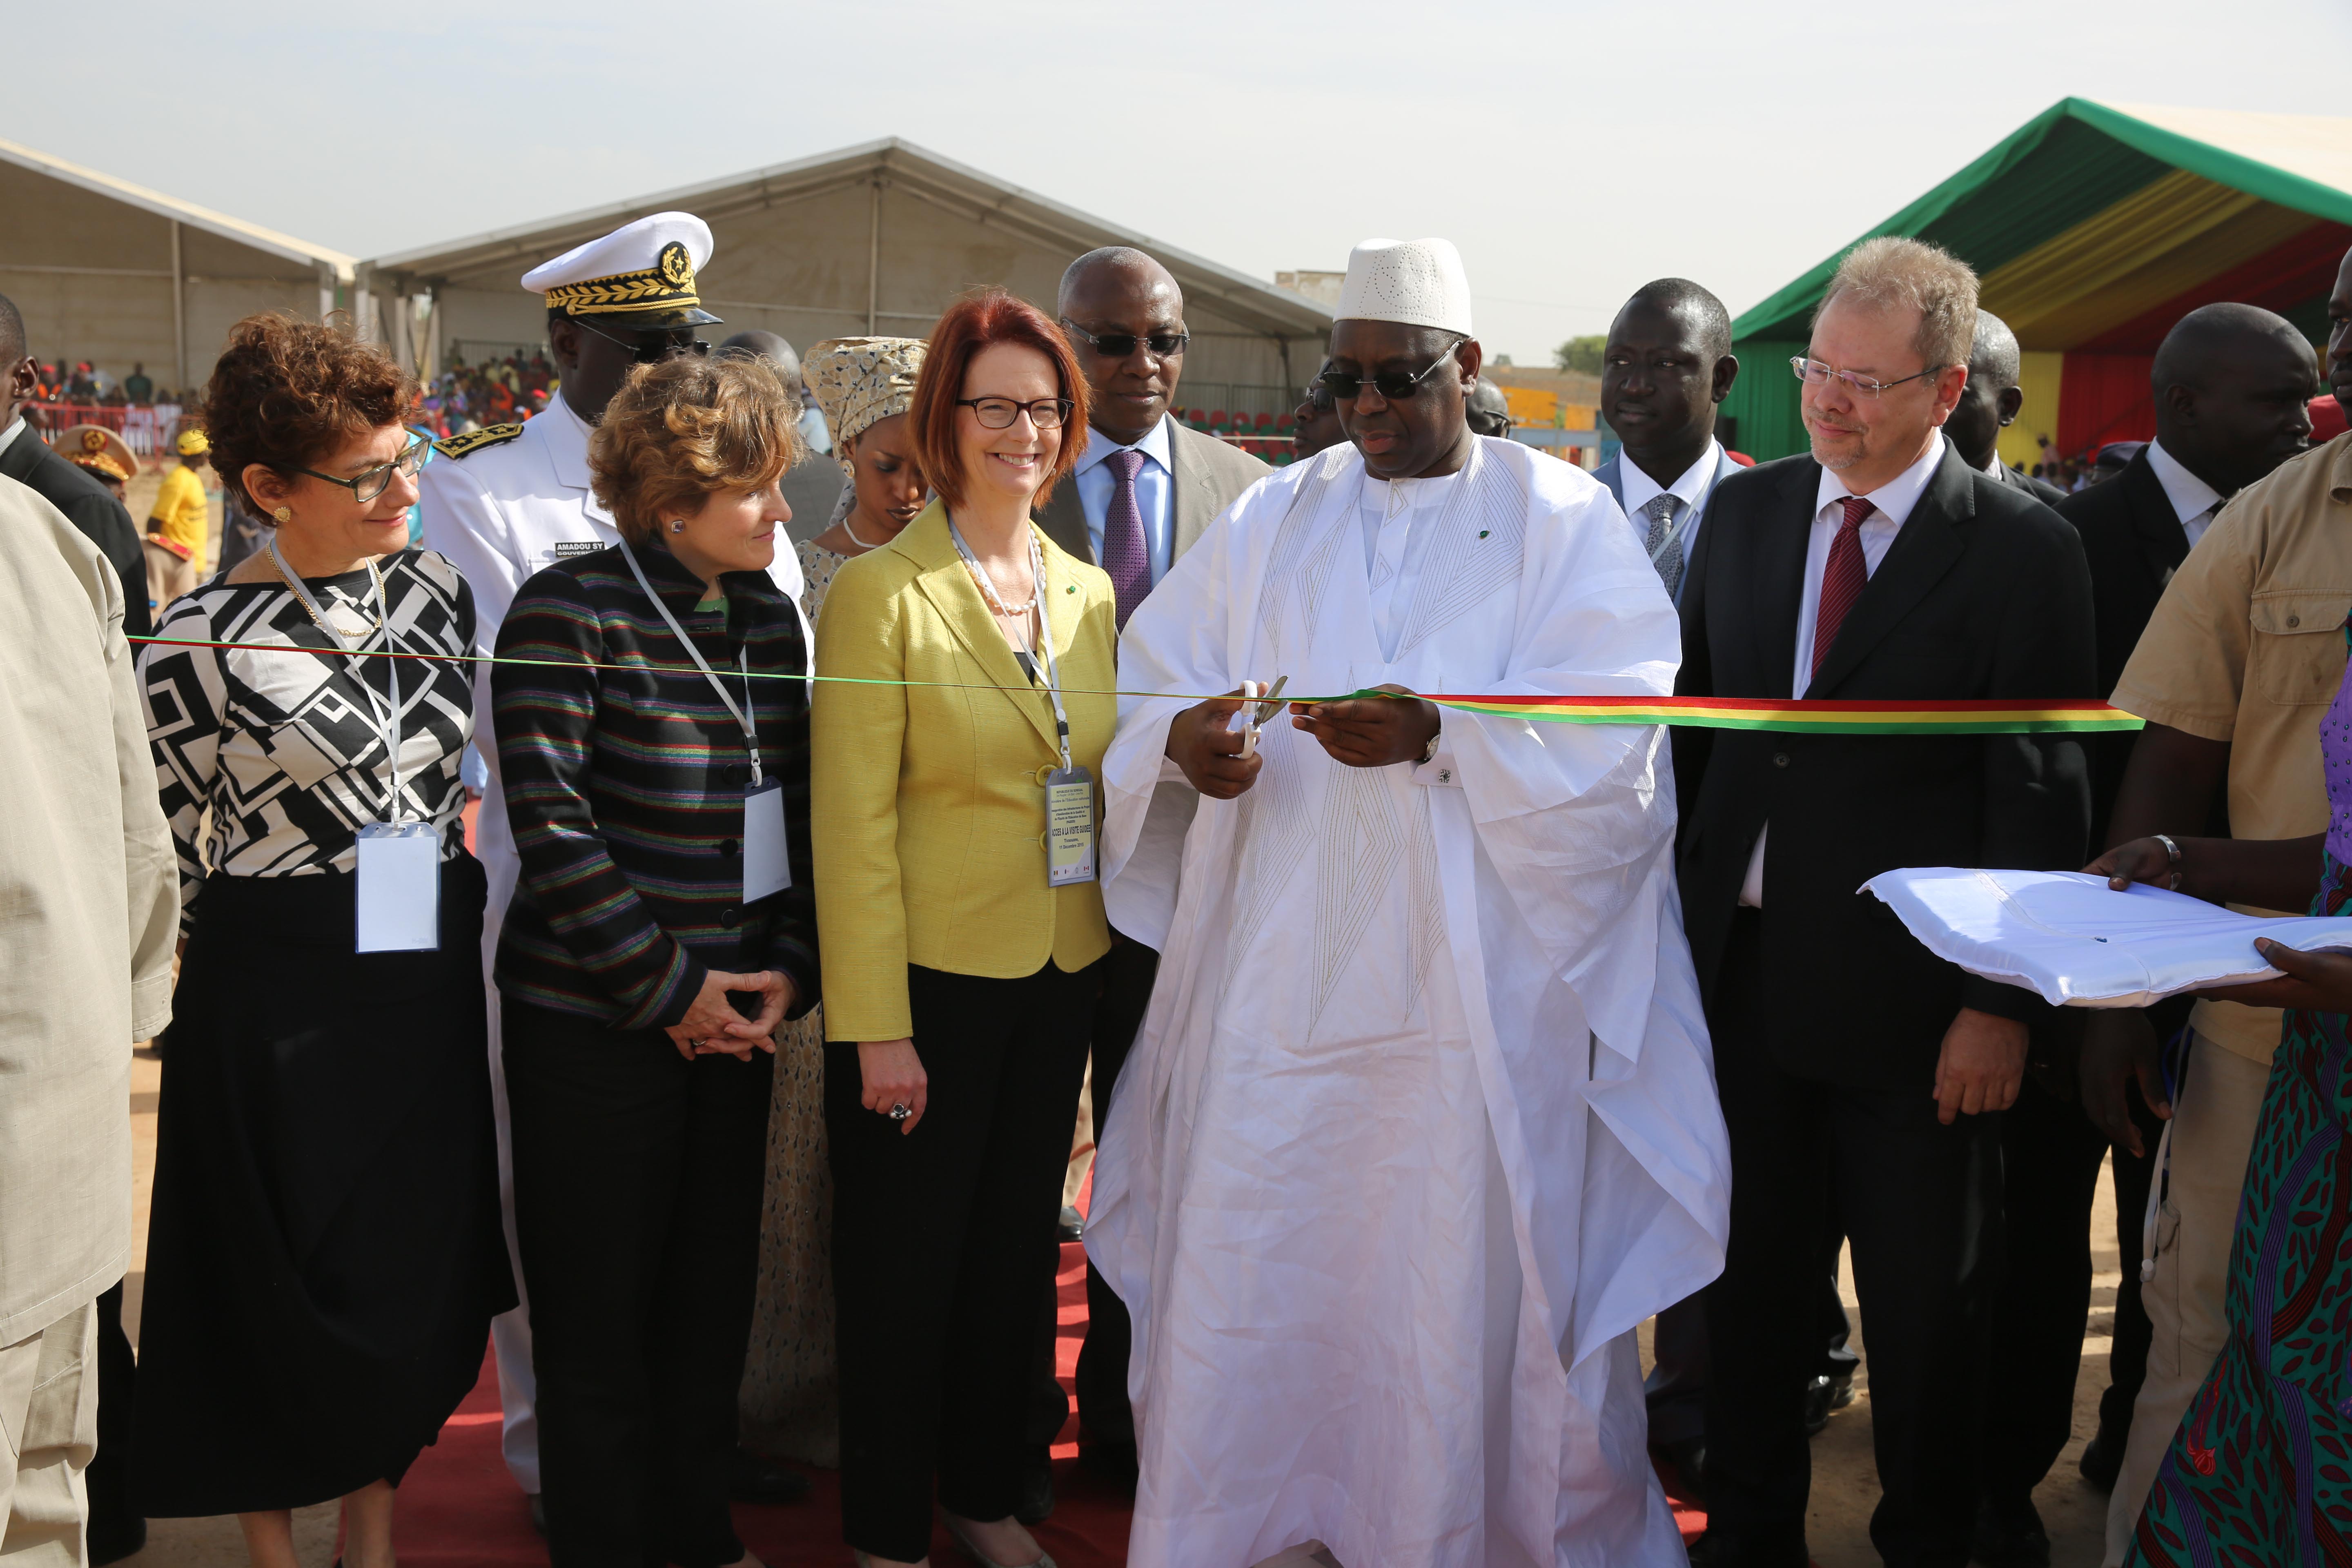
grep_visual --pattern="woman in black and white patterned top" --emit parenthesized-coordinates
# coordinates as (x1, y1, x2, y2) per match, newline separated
(144, 547, 476, 918)
(131, 314, 515, 1566)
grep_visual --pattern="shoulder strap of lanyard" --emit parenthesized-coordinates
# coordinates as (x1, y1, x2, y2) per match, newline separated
(950, 519, 1074, 773)
(618, 538, 764, 787)
(269, 537, 406, 822)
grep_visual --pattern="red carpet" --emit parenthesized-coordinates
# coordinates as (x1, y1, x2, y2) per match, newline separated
(392, 1241, 1134, 1566)
(416, 800, 1704, 1561)
(388, 1234, 1706, 1564)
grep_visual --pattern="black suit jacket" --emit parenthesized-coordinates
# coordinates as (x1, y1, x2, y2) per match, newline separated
(1993, 459, 2069, 508)
(2053, 450, 2192, 851)
(0, 428, 150, 639)
(1034, 419, 1270, 570)
(1673, 444, 2096, 1089)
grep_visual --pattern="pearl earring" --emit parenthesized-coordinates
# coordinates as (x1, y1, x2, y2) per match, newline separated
(669, 519, 685, 535)
(272, 507, 291, 523)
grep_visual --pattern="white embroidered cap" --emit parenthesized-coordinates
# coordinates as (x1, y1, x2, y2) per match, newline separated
(521, 212, 719, 325)
(1334, 238, 1473, 335)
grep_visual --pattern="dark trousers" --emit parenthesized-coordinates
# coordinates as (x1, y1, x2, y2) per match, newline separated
(86, 1283, 139, 1545)
(1076, 936, 1158, 1444)
(2099, 1090, 2162, 1444)
(1703, 913, 2001, 1568)
(503, 1001, 775, 1568)
(1646, 1218, 1857, 1448)
(1977, 1074, 2110, 1508)
(831, 961, 1095, 1564)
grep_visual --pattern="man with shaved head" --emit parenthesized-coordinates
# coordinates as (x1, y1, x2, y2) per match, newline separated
(1033, 244, 1272, 1504)
(2065, 294, 2325, 1567)
(1946, 309, 2065, 504)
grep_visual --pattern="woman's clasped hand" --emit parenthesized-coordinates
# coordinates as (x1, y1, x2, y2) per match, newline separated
(663, 968, 797, 1060)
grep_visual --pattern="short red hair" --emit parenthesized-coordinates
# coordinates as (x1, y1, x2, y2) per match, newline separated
(909, 287, 1089, 515)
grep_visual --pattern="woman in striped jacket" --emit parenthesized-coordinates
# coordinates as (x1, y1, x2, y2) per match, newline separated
(490, 351, 816, 1568)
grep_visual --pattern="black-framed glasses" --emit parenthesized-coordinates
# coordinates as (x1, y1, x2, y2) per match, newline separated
(1317, 338, 1464, 403)
(1060, 320, 1189, 360)
(956, 396, 1074, 430)
(1789, 356, 1943, 399)
(1302, 382, 1335, 412)
(294, 436, 429, 505)
(575, 316, 712, 364)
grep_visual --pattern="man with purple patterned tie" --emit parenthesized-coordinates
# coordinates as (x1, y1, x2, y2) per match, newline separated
(1027, 245, 1271, 1507)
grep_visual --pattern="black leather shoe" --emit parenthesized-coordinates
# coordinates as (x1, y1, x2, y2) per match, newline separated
(2078, 1422, 2125, 1491)
(1652, 1435, 1706, 1497)
(1972, 1496, 2052, 1568)
(1078, 1433, 1138, 1494)
(1800, 1364, 1856, 1435)
(87, 1514, 145, 1565)
(1686, 1527, 1809, 1568)
(1057, 1205, 1085, 1243)
(1015, 1443, 1056, 1525)
(728, 1445, 811, 1505)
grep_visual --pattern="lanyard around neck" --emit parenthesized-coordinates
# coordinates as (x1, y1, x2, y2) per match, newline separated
(949, 518, 1073, 773)
(618, 539, 764, 787)
(269, 537, 406, 822)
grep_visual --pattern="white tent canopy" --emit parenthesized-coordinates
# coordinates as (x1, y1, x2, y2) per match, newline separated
(362, 138, 1332, 419)
(0, 137, 354, 394)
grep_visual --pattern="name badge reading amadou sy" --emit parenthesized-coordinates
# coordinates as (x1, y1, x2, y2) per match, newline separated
(1045, 765, 1096, 887)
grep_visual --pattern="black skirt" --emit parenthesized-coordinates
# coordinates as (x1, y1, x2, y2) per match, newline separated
(133, 855, 517, 1516)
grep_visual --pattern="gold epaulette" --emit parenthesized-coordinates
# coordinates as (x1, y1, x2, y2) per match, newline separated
(433, 423, 525, 459)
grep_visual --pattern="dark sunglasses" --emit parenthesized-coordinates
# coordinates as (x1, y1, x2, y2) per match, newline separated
(574, 317, 711, 364)
(1060, 320, 1189, 360)
(294, 436, 430, 505)
(1317, 338, 1464, 403)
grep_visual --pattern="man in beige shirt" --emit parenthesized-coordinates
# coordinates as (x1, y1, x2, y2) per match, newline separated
(0, 474, 177, 1561)
(2096, 390, 2349, 1564)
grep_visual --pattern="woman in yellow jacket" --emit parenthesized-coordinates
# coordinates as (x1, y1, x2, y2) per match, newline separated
(811, 289, 1114, 1568)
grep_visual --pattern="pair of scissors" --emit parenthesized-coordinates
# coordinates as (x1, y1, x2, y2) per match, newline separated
(1237, 675, 1289, 759)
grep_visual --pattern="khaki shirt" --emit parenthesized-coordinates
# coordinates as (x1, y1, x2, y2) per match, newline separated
(0, 477, 178, 1343)
(2109, 433, 2352, 1065)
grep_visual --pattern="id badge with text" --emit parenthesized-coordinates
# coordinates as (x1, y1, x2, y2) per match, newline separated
(355, 822, 441, 952)
(1045, 765, 1097, 887)
(743, 779, 793, 903)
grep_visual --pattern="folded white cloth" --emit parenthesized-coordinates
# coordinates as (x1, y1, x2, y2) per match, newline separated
(1861, 867, 2352, 1007)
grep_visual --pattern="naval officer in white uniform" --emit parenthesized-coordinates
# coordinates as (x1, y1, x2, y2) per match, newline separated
(419, 210, 810, 1516)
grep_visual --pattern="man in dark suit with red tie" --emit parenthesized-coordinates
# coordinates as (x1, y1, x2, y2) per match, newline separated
(1673, 237, 2096, 1568)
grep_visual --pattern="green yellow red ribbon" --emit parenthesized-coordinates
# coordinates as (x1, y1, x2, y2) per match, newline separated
(129, 637, 2142, 735)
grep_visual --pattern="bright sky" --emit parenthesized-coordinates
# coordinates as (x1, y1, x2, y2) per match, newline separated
(15, 0, 2348, 365)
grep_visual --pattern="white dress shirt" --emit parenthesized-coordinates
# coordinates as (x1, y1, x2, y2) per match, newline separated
(1358, 467, 1463, 662)
(0, 417, 24, 461)
(1619, 438, 1725, 564)
(1071, 414, 1175, 585)
(1741, 437, 1951, 907)
(2143, 439, 2227, 550)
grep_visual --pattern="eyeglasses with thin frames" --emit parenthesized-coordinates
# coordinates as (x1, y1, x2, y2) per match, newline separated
(956, 396, 1074, 431)
(1060, 320, 1190, 360)
(1317, 339, 1465, 403)
(574, 316, 712, 364)
(1789, 356, 1944, 399)
(294, 435, 430, 505)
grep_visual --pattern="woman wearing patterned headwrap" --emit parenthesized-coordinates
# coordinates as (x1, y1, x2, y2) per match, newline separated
(738, 335, 927, 1464)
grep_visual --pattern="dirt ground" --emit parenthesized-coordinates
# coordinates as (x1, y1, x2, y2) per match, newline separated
(113, 1036, 2130, 1566)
